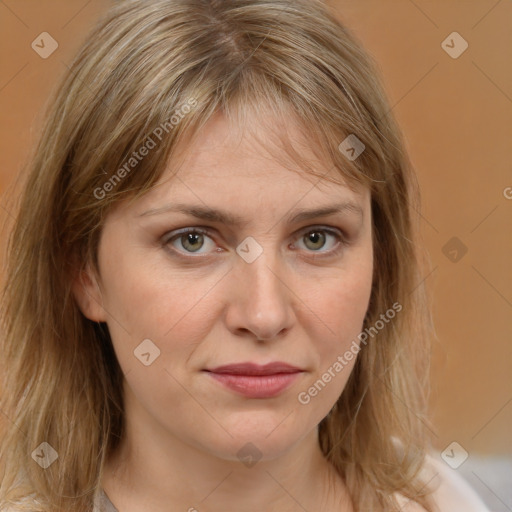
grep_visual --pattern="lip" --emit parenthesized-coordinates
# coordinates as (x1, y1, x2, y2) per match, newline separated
(203, 362, 304, 398)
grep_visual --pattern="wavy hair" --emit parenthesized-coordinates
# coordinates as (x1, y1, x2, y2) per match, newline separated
(0, 0, 434, 510)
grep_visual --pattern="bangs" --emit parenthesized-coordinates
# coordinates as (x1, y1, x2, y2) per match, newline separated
(93, 69, 377, 216)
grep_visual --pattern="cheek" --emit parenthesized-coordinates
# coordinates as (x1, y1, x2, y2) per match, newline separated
(306, 260, 373, 352)
(295, 256, 373, 405)
(98, 249, 224, 369)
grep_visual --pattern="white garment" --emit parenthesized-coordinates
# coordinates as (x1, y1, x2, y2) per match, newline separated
(396, 453, 491, 511)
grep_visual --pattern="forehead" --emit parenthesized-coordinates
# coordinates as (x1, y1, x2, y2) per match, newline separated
(119, 108, 369, 222)
(167, 107, 361, 186)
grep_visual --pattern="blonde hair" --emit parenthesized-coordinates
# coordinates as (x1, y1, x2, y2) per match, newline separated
(0, 0, 434, 510)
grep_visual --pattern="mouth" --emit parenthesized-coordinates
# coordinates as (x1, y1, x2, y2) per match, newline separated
(203, 362, 304, 399)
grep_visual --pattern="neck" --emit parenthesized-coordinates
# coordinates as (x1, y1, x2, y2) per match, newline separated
(101, 389, 351, 511)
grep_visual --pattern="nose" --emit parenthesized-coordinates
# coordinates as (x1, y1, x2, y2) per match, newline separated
(224, 248, 295, 342)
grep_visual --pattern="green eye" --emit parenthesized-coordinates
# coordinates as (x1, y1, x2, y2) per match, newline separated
(296, 228, 344, 254)
(163, 226, 345, 259)
(166, 228, 216, 254)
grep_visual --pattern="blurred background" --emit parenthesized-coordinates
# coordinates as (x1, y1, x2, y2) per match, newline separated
(0, 1, 510, 509)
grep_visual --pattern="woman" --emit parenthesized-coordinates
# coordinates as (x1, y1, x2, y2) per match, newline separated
(0, 0, 489, 510)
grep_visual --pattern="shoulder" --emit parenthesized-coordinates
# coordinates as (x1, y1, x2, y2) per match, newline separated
(0, 506, 35, 512)
(424, 452, 490, 511)
(1, 488, 105, 512)
(394, 452, 491, 512)
(0, 502, 43, 512)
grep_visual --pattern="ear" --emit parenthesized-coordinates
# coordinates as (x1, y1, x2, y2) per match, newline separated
(71, 261, 107, 322)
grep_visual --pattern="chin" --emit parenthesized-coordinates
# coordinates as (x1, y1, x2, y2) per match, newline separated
(194, 412, 311, 464)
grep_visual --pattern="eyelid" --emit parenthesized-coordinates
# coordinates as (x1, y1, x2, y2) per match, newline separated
(162, 224, 348, 258)
(291, 225, 347, 257)
(162, 227, 216, 258)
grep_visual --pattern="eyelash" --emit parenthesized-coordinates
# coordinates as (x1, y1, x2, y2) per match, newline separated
(161, 226, 348, 260)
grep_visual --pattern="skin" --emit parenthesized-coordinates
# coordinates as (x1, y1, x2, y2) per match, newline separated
(73, 109, 374, 512)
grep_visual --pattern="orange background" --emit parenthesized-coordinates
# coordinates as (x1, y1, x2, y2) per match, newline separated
(0, 1, 510, 457)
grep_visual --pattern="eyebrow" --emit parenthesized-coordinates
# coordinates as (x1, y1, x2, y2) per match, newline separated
(138, 201, 363, 225)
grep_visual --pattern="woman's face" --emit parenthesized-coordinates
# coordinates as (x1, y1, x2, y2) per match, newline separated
(76, 111, 373, 462)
